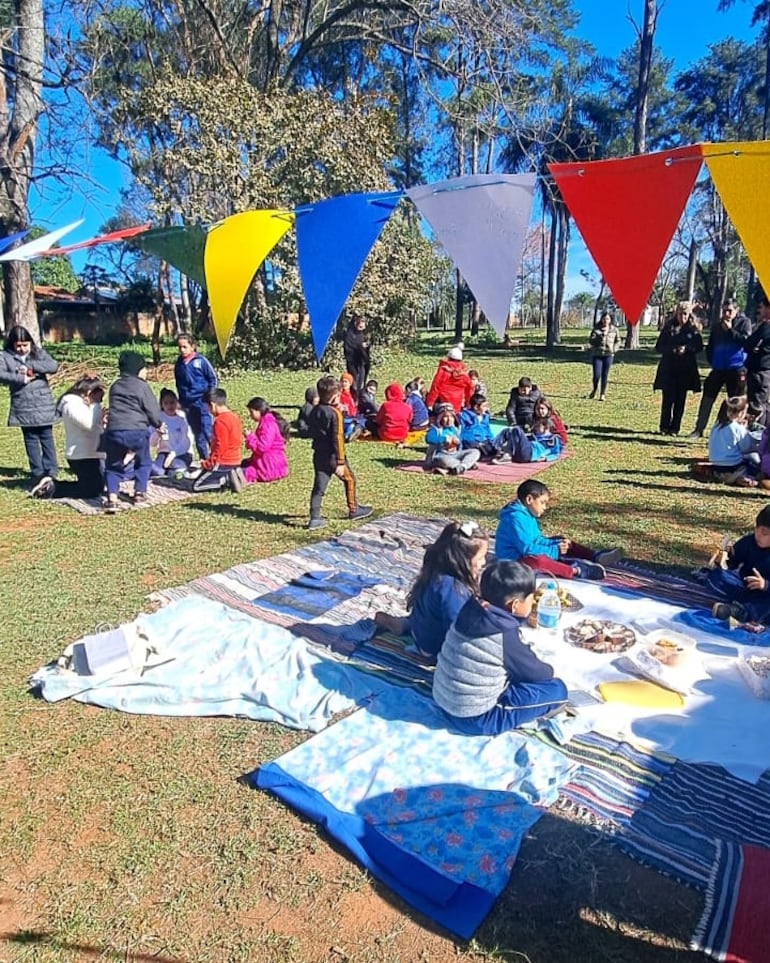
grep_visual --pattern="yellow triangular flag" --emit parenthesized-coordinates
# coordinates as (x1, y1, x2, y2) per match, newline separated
(703, 140, 770, 298)
(204, 210, 294, 356)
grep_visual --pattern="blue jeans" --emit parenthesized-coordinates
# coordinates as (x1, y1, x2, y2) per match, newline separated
(103, 429, 152, 497)
(591, 355, 614, 394)
(21, 424, 57, 479)
(184, 401, 213, 460)
(449, 678, 568, 735)
(705, 568, 770, 622)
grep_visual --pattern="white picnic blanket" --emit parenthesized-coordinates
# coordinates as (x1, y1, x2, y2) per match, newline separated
(529, 580, 770, 783)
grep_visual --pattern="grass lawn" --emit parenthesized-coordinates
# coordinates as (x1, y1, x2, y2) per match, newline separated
(0, 329, 752, 962)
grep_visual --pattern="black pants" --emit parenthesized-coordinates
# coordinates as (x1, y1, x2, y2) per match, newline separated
(747, 368, 770, 423)
(310, 461, 357, 518)
(659, 387, 688, 434)
(53, 459, 105, 498)
(192, 464, 239, 492)
(694, 367, 747, 433)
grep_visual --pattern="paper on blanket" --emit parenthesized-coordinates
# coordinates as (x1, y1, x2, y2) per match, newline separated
(30, 597, 388, 731)
(526, 581, 770, 782)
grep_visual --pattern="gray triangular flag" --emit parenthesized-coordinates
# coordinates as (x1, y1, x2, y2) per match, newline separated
(408, 174, 536, 337)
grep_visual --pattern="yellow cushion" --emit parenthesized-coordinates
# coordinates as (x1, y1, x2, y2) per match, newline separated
(598, 680, 684, 709)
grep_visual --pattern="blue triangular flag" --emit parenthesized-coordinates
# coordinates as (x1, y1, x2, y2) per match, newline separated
(0, 229, 30, 255)
(296, 191, 402, 359)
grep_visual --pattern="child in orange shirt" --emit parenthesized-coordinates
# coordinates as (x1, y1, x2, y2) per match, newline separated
(192, 387, 246, 492)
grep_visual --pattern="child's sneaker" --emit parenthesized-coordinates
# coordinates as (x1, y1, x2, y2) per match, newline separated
(712, 601, 749, 621)
(308, 516, 326, 530)
(595, 547, 623, 566)
(29, 475, 54, 498)
(104, 496, 119, 515)
(228, 467, 245, 493)
(349, 505, 373, 520)
(573, 560, 606, 581)
(132, 492, 147, 505)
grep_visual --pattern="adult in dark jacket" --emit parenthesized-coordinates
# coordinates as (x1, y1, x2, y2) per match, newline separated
(689, 300, 751, 437)
(102, 351, 164, 513)
(653, 302, 703, 435)
(0, 325, 58, 491)
(745, 291, 770, 426)
(342, 315, 371, 397)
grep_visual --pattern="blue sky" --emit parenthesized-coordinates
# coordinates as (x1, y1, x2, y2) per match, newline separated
(28, 0, 759, 281)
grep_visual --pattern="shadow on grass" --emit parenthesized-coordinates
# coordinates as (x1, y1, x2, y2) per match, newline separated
(0, 465, 29, 490)
(603, 477, 765, 499)
(0, 930, 183, 963)
(184, 502, 295, 526)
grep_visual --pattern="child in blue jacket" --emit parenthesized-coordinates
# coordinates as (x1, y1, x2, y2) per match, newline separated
(424, 404, 480, 475)
(458, 392, 496, 459)
(495, 479, 620, 580)
(174, 334, 218, 459)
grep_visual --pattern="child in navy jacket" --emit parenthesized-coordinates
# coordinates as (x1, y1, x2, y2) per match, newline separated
(432, 560, 567, 734)
(708, 504, 770, 624)
(174, 335, 217, 459)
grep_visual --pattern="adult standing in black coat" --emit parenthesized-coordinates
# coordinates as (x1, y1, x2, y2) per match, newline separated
(745, 290, 770, 426)
(343, 315, 371, 397)
(653, 301, 703, 435)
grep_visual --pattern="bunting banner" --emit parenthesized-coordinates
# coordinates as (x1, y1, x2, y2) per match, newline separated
(407, 175, 536, 337)
(549, 145, 703, 323)
(703, 141, 770, 300)
(49, 223, 151, 257)
(295, 191, 403, 359)
(204, 210, 294, 356)
(135, 224, 209, 287)
(0, 219, 84, 262)
(0, 229, 30, 255)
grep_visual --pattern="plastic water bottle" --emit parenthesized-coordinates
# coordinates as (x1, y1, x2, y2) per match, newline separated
(537, 580, 561, 633)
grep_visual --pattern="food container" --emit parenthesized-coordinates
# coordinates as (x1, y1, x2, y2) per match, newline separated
(737, 653, 770, 699)
(644, 629, 697, 669)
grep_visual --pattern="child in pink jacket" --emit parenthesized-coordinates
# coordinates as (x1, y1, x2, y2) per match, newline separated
(243, 397, 290, 483)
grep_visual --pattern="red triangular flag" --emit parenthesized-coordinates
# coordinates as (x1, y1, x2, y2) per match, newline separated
(549, 145, 703, 322)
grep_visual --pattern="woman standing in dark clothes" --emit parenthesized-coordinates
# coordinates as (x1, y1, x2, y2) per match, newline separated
(343, 315, 371, 397)
(653, 301, 703, 435)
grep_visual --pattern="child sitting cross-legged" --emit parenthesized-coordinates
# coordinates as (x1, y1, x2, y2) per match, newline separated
(529, 417, 562, 461)
(505, 377, 543, 431)
(404, 378, 429, 430)
(374, 382, 413, 443)
(532, 396, 568, 446)
(708, 395, 762, 488)
(374, 520, 489, 660)
(707, 505, 770, 624)
(458, 392, 497, 460)
(150, 388, 194, 479)
(191, 387, 246, 493)
(243, 397, 289, 483)
(424, 403, 480, 475)
(432, 559, 568, 734)
(495, 479, 621, 580)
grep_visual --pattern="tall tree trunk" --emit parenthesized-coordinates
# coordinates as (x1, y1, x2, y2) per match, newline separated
(625, 0, 658, 350)
(546, 209, 558, 348)
(686, 239, 699, 301)
(633, 0, 657, 156)
(0, 0, 44, 342)
(454, 268, 464, 342)
(553, 204, 570, 345)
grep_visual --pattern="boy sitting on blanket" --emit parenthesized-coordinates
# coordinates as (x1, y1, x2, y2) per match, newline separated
(432, 559, 568, 733)
(707, 505, 770, 624)
(495, 479, 621, 581)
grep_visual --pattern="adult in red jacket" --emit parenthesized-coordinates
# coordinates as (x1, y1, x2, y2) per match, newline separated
(375, 383, 413, 442)
(425, 346, 473, 413)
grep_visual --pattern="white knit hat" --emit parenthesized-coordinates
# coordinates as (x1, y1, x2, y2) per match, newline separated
(448, 346, 463, 360)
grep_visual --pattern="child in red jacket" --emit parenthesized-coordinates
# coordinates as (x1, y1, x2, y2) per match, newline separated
(375, 383, 413, 442)
(192, 387, 245, 493)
